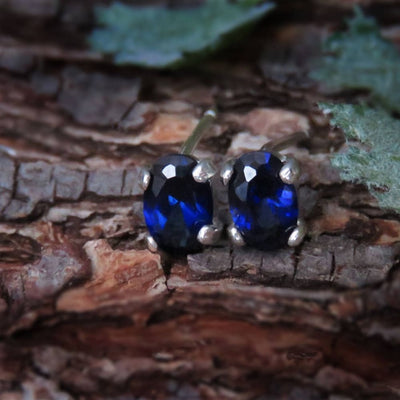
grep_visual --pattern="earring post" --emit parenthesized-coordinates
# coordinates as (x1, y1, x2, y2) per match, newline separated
(180, 108, 217, 155)
(262, 131, 308, 153)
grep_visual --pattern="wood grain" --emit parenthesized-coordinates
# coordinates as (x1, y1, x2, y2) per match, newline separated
(0, 1, 399, 399)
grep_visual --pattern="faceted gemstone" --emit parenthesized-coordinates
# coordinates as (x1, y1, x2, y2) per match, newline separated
(143, 154, 213, 254)
(228, 151, 298, 250)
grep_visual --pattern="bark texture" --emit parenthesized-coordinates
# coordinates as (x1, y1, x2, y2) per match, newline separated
(0, 1, 400, 399)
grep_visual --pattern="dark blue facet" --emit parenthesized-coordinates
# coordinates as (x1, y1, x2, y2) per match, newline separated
(228, 151, 298, 250)
(143, 154, 213, 254)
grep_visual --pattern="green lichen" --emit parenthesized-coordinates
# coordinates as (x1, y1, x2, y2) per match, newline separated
(320, 103, 400, 213)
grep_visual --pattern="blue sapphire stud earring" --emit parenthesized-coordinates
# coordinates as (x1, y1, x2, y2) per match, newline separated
(141, 109, 221, 254)
(221, 133, 307, 250)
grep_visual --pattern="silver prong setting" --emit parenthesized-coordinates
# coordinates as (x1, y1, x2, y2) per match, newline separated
(220, 159, 235, 186)
(279, 157, 300, 184)
(140, 168, 151, 191)
(227, 224, 246, 247)
(146, 235, 158, 253)
(197, 224, 221, 246)
(192, 159, 217, 183)
(288, 219, 307, 247)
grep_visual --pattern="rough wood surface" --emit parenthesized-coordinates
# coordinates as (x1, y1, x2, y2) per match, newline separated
(0, 1, 400, 399)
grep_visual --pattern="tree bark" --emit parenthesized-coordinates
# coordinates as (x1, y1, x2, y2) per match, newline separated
(0, 1, 400, 399)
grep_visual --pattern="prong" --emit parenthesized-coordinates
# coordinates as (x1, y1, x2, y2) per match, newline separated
(197, 224, 221, 246)
(140, 168, 151, 191)
(227, 224, 245, 247)
(288, 219, 307, 247)
(279, 157, 300, 184)
(192, 159, 217, 183)
(220, 159, 235, 186)
(146, 235, 158, 253)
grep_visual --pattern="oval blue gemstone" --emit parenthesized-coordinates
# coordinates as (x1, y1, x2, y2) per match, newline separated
(228, 151, 298, 250)
(143, 154, 213, 254)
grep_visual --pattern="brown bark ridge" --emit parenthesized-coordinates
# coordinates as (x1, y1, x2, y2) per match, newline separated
(0, 1, 400, 399)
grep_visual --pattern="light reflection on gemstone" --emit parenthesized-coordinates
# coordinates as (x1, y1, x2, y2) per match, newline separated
(162, 164, 176, 179)
(168, 195, 179, 205)
(243, 165, 257, 182)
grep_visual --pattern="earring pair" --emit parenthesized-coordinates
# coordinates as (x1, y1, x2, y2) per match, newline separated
(140, 109, 306, 255)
